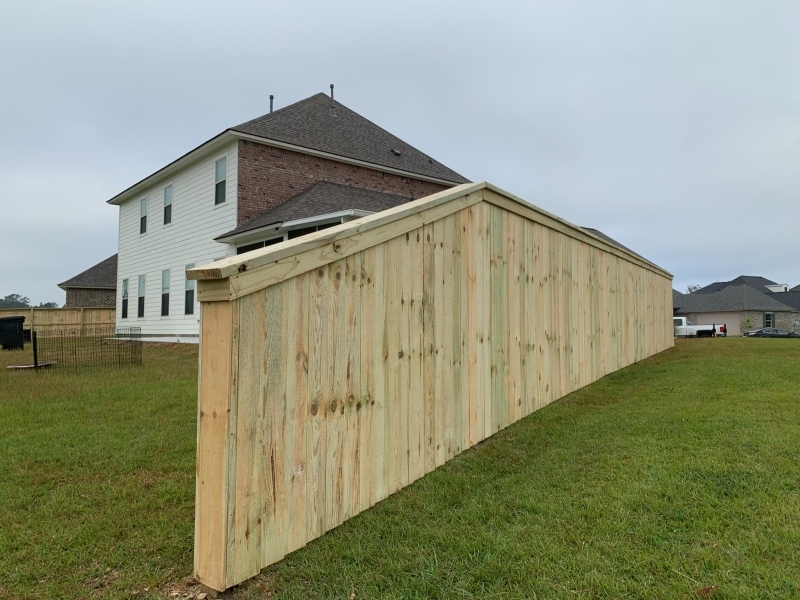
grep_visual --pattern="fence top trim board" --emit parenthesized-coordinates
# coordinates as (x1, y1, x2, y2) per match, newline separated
(188, 181, 672, 301)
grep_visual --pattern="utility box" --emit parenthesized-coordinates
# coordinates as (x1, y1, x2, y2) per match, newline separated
(0, 316, 26, 350)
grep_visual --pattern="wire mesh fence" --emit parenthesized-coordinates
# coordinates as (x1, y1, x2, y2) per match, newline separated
(32, 326, 142, 370)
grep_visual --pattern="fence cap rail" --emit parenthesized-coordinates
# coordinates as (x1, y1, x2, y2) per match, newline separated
(187, 181, 672, 291)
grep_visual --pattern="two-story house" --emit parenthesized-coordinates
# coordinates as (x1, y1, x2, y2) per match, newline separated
(100, 90, 468, 336)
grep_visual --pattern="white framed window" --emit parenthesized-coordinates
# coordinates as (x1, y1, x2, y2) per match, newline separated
(163, 185, 173, 225)
(121, 279, 129, 319)
(137, 275, 146, 318)
(215, 157, 227, 205)
(161, 269, 170, 317)
(140, 198, 148, 234)
(185, 264, 195, 315)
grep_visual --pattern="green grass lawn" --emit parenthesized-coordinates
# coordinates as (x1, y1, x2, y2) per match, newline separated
(1, 339, 799, 599)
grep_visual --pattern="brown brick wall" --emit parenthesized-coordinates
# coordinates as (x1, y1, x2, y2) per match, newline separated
(236, 140, 451, 226)
(65, 288, 116, 308)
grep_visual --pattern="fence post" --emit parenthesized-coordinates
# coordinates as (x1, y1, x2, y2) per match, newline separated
(32, 331, 38, 368)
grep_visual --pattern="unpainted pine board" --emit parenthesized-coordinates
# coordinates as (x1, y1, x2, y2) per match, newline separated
(194, 300, 234, 592)
(286, 273, 310, 556)
(340, 252, 361, 523)
(456, 208, 471, 455)
(306, 266, 329, 541)
(465, 205, 479, 446)
(408, 228, 425, 485)
(325, 258, 346, 532)
(228, 291, 268, 586)
(422, 222, 437, 474)
(489, 204, 507, 435)
(508, 211, 522, 424)
(369, 243, 389, 506)
(522, 219, 536, 417)
(266, 283, 291, 567)
(358, 247, 375, 513)
(479, 203, 493, 441)
(432, 217, 447, 468)
(384, 235, 404, 495)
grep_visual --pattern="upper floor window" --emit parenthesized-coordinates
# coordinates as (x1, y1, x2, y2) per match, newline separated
(137, 275, 146, 318)
(185, 264, 195, 315)
(121, 278, 129, 319)
(161, 269, 170, 317)
(163, 185, 173, 225)
(215, 157, 227, 205)
(140, 198, 148, 234)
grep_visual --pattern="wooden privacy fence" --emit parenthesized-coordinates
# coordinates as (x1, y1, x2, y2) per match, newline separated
(188, 181, 674, 592)
(0, 307, 115, 333)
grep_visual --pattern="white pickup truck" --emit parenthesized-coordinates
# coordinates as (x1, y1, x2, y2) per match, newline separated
(673, 317, 727, 338)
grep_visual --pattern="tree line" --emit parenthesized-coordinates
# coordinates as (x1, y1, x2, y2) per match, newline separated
(0, 294, 60, 309)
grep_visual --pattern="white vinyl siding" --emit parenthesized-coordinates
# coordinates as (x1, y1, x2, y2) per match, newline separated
(116, 143, 238, 335)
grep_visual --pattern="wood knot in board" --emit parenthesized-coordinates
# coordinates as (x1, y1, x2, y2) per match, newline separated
(330, 400, 337, 413)
(310, 403, 319, 416)
(398, 350, 404, 359)
(333, 242, 343, 252)
(238, 264, 247, 273)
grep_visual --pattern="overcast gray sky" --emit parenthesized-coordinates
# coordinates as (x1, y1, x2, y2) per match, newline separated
(1, 0, 798, 304)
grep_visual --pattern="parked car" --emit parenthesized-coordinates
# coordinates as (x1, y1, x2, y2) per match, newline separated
(673, 317, 727, 338)
(745, 328, 799, 338)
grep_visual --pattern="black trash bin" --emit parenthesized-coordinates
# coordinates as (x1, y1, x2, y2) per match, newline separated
(0, 316, 26, 350)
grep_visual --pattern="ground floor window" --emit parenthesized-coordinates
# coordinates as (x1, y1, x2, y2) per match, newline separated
(764, 312, 774, 328)
(185, 264, 195, 315)
(161, 269, 170, 317)
(137, 275, 146, 318)
(121, 278, 129, 319)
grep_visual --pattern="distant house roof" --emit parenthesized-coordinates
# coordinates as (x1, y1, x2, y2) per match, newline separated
(695, 275, 777, 295)
(768, 291, 800, 312)
(791, 284, 800, 292)
(58, 254, 117, 290)
(581, 227, 648, 261)
(232, 94, 469, 185)
(672, 289, 684, 312)
(217, 182, 412, 241)
(675, 284, 795, 314)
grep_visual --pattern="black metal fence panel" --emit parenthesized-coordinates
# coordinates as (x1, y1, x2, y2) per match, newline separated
(32, 327, 142, 370)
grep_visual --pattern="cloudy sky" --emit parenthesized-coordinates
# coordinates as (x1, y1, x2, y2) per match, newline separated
(1, 0, 797, 304)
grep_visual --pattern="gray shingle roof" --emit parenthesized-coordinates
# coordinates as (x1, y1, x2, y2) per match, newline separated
(232, 93, 469, 185)
(791, 284, 800, 292)
(696, 275, 777, 295)
(673, 289, 684, 312)
(766, 291, 800, 311)
(675, 284, 795, 313)
(58, 254, 117, 290)
(217, 182, 412, 240)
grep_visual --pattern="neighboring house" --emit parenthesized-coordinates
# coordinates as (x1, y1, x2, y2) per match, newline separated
(58, 254, 117, 308)
(673, 275, 800, 335)
(101, 91, 469, 336)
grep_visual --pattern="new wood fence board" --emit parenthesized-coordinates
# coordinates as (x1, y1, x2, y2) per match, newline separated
(192, 184, 675, 592)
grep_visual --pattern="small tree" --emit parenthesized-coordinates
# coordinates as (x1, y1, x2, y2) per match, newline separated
(685, 284, 701, 294)
(36, 302, 60, 308)
(0, 294, 31, 308)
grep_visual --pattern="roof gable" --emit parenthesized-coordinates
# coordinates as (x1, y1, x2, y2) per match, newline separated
(58, 254, 118, 290)
(232, 93, 469, 185)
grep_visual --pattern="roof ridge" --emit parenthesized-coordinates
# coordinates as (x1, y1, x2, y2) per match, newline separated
(233, 93, 328, 130)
